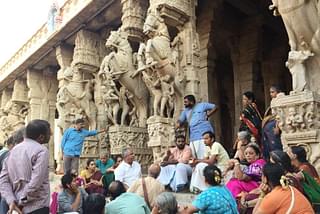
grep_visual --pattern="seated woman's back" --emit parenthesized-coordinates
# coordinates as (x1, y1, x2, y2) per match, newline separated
(258, 186, 314, 214)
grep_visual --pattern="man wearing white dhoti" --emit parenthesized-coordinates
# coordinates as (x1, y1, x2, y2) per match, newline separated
(158, 135, 192, 192)
(190, 131, 230, 193)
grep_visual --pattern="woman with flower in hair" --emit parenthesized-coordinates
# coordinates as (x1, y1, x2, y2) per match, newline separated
(253, 163, 314, 214)
(182, 165, 238, 214)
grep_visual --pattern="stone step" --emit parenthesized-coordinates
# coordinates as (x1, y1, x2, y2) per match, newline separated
(173, 192, 196, 206)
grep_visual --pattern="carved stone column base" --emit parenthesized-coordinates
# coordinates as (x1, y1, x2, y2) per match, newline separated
(109, 126, 152, 171)
(79, 137, 100, 170)
(147, 116, 175, 163)
(272, 91, 320, 171)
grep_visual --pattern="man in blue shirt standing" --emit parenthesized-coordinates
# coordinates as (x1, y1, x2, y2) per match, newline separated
(61, 118, 106, 173)
(177, 95, 217, 159)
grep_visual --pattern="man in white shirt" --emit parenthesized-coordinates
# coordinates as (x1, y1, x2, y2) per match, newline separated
(190, 131, 230, 192)
(114, 148, 141, 188)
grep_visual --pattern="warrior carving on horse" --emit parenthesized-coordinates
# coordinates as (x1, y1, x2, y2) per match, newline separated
(99, 29, 149, 127)
(136, 7, 184, 118)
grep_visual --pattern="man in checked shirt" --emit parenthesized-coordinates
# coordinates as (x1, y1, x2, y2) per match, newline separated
(0, 119, 52, 214)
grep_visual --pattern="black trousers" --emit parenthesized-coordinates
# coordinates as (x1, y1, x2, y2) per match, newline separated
(27, 207, 49, 214)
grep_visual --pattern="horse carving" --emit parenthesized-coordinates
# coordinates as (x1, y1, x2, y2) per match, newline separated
(137, 8, 184, 117)
(99, 29, 149, 127)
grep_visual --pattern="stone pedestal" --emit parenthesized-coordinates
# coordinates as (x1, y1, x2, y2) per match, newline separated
(109, 126, 152, 171)
(271, 91, 320, 171)
(79, 137, 101, 170)
(147, 116, 175, 163)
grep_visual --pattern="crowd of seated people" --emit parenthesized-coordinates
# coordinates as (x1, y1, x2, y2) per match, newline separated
(52, 89, 320, 214)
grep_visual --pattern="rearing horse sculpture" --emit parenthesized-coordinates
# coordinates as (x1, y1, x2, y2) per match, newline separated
(137, 8, 184, 118)
(99, 29, 149, 127)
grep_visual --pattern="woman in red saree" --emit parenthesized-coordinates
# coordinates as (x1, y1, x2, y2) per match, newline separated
(239, 91, 262, 144)
(80, 159, 105, 195)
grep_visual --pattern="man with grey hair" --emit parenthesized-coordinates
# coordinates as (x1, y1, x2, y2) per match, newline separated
(0, 120, 51, 214)
(114, 148, 141, 188)
(234, 131, 250, 161)
(0, 128, 25, 214)
(128, 164, 164, 207)
(0, 128, 25, 172)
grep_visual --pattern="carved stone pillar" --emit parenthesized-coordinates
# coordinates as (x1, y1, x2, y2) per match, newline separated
(121, 0, 148, 42)
(134, 0, 200, 162)
(0, 78, 29, 146)
(147, 116, 175, 163)
(109, 126, 152, 171)
(27, 67, 59, 170)
(55, 44, 74, 173)
(60, 29, 105, 170)
(56, 44, 74, 88)
(271, 91, 320, 171)
(0, 88, 13, 146)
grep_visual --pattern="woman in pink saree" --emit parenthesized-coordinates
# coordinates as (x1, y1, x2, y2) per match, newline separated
(226, 143, 266, 198)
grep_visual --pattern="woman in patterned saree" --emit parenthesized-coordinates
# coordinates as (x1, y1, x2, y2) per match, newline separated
(80, 159, 105, 195)
(239, 91, 262, 144)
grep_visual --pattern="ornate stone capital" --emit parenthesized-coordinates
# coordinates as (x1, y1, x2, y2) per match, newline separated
(72, 30, 102, 73)
(271, 91, 320, 171)
(150, 0, 191, 26)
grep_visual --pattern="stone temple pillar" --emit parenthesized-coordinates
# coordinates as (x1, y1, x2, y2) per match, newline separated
(69, 29, 104, 170)
(137, 0, 200, 162)
(0, 88, 12, 109)
(27, 67, 59, 170)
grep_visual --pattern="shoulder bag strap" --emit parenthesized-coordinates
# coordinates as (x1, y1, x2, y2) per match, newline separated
(142, 177, 151, 209)
(285, 186, 295, 214)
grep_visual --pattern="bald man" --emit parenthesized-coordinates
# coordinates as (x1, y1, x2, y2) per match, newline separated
(107, 181, 150, 214)
(128, 164, 165, 207)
